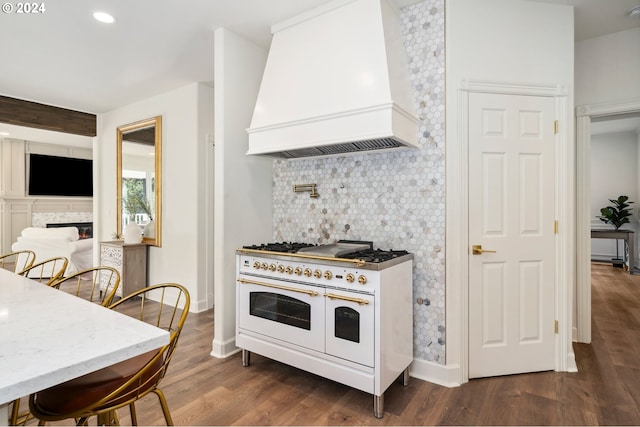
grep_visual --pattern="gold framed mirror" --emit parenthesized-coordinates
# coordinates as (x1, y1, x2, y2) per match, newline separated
(116, 116, 162, 247)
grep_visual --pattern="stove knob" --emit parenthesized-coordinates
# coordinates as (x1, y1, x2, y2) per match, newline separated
(285, 266, 294, 274)
(324, 271, 332, 280)
(313, 269, 322, 279)
(346, 273, 355, 283)
(358, 275, 367, 285)
(261, 263, 268, 270)
(295, 267, 303, 276)
(277, 265, 285, 273)
(304, 268, 312, 277)
(253, 261, 261, 269)
(269, 264, 276, 271)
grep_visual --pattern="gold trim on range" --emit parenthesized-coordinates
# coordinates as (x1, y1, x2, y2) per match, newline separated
(237, 248, 366, 267)
(237, 278, 320, 297)
(324, 293, 370, 305)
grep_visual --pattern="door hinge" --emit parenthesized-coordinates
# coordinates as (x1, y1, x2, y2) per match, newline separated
(554, 120, 559, 134)
(554, 220, 558, 234)
(554, 320, 559, 334)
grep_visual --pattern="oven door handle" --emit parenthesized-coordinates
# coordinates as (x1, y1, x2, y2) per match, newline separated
(237, 278, 320, 297)
(324, 293, 370, 305)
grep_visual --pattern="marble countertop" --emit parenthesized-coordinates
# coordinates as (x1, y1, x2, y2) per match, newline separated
(0, 268, 169, 404)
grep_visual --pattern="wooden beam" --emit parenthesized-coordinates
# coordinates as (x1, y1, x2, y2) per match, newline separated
(0, 96, 96, 137)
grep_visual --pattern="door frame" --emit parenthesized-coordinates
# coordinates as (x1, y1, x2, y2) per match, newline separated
(446, 80, 576, 384)
(575, 98, 640, 344)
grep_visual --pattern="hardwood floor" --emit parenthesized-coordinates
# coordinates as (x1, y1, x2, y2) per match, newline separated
(23, 263, 640, 425)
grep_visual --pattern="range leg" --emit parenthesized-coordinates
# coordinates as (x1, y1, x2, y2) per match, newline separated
(242, 349, 251, 367)
(402, 367, 410, 386)
(373, 394, 384, 419)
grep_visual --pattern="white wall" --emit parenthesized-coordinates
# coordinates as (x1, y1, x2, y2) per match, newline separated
(590, 131, 638, 259)
(197, 84, 215, 309)
(97, 82, 214, 312)
(212, 29, 272, 357)
(591, 132, 638, 219)
(446, 0, 573, 86)
(575, 28, 640, 107)
(445, 0, 574, 382)
(576, 27, 640, 262)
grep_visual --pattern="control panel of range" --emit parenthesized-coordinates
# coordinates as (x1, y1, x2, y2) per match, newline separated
(238, 255, 376, 291)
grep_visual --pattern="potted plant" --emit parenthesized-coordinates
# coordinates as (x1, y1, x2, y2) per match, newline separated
(598, 195, 634, 268)
(598, 195, 634, 230)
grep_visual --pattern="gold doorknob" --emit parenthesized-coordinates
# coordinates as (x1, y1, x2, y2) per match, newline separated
(472, 245, 496, 255)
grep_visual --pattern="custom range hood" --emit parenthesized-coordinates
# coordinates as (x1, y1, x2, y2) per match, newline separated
(246, 0, 418, 159)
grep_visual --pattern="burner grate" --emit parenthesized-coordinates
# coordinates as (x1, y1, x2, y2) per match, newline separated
(242, 242, 316, 253)
(341, 249, 410, 263)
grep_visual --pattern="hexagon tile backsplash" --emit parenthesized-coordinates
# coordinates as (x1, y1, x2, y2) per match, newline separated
(272, 0, 445, 363)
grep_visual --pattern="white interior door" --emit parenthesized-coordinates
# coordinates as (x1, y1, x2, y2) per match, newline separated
(468, 92, 556, 378)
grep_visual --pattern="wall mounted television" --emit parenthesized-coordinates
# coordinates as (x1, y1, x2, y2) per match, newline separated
(28, 153, 93, 197)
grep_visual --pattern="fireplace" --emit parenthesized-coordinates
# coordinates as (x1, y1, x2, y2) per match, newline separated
(47, 222, 93, 239)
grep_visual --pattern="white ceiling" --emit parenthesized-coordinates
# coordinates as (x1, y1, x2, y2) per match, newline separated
(0, 0, 638, 141)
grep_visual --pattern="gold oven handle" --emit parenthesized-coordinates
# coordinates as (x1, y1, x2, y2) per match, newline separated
(324, 293, 370, 305)
(237, 278, 319, 297)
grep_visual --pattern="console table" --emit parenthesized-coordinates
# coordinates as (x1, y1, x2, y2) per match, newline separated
(591, 228, 636, 274)
(99, 241, 148, 297)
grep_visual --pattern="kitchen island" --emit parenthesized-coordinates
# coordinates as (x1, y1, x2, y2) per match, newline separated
(0, 268, 168, 426)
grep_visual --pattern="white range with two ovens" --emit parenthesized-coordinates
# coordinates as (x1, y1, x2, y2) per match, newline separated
(235, 241, 413, 418)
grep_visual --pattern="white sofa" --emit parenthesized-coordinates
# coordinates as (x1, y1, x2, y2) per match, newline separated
(11, 227, 93, 276)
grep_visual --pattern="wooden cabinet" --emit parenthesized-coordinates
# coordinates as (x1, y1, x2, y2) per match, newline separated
(99, 241, 148, 297)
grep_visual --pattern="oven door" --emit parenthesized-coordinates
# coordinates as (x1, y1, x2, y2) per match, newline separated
(324, 289, 375, 367)
(237, 276, 324, 352)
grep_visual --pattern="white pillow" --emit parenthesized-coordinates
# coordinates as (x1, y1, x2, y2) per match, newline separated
(21, 226, 80, 241)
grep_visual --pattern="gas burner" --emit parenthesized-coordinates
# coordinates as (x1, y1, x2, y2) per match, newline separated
(342, 249, 410, 263)
(242, 241, 316, 253)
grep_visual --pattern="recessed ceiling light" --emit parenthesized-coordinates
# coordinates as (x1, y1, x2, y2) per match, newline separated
(0, 131, 10, 137)
(93, 11, 115, 24)
(629, 5, 640, 17)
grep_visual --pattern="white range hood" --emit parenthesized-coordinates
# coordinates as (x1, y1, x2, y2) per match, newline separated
(246, 0, 418, 159)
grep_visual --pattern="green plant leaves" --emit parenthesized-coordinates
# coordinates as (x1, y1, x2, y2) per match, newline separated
(598, 195, 634, 230)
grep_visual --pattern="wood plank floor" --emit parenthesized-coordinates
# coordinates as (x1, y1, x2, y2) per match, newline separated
(24, 262, 640, 425)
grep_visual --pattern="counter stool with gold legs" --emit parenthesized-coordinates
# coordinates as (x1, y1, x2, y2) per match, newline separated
(17, 256, 68, 286)
(29, 283, 190, 426)
(51, 266, 121, 306)
(0, 250, 36, 273)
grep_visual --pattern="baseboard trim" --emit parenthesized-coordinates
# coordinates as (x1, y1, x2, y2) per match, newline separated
(409, 354, 578, 387)
(566, 350, 578, 372)
(410, 358, 461, 388)
(194, 298, 211, 313)
(211, 337, 240, 358)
